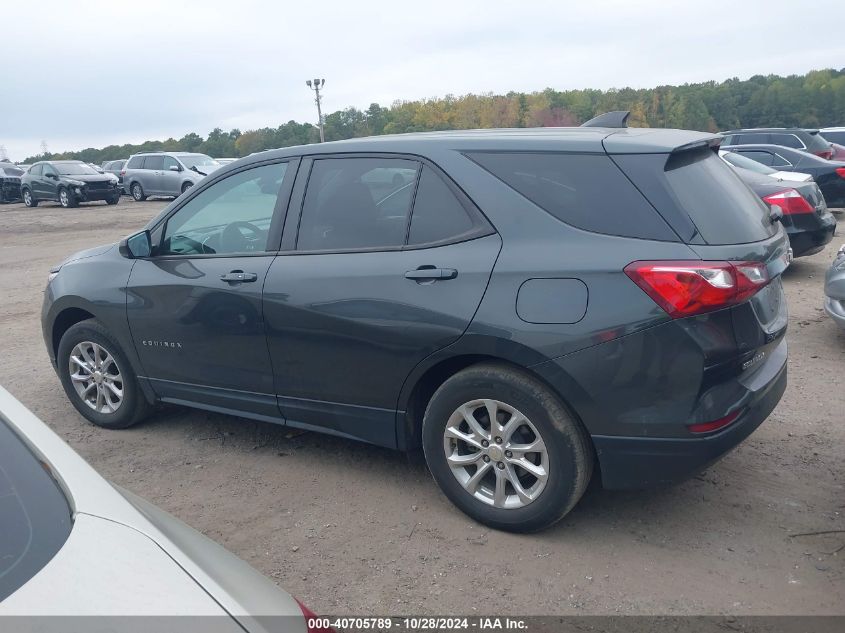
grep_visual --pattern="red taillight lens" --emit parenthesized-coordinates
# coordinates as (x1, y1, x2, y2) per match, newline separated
(295, 598, 336, 633)
(762, 188, 814, 215)
(836, 167, 845, 179)
(687, 409, 742, 434)
(624, 260, 770, 318)
(119, 170, 126, 176)
(815, 149, 833, 160)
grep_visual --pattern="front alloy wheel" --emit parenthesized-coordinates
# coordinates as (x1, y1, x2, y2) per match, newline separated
(443, 399, 548, 509)
(68, 341, 123, 414)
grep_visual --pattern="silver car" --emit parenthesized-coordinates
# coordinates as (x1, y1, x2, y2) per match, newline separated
(0, 385, 316, 632)
(123, 152, 221, 201)
(825, 243, 845, 331)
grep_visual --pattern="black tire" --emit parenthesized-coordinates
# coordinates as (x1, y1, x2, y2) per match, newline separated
(57, 319, 153, 429)
(422, 363, 593, 533)
(22, 187, 37, 207)
(181, 181, 193, 195)
(130, 182, 147, 201)
(106, 195, 120, 205)
(58, 186, 78, 208)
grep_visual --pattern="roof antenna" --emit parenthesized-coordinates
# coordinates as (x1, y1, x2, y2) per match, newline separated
(580, 111, 630, 128)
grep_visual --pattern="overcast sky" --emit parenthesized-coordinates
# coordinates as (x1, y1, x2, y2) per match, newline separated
(2, 0, 843, 160)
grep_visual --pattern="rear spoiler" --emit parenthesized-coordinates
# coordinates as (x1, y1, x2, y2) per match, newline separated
(581, 111, 630, 128)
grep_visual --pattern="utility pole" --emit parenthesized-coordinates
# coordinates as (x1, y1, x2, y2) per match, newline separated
(306, 78, 326, 143)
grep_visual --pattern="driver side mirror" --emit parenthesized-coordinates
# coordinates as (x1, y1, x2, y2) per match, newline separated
(169, 165, 181, 172)
(45, 172, 57, 179)
(119, 230, 152, 258)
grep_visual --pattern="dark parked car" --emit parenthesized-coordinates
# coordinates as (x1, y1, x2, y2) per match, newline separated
(22, 161, 121, 208)
(42, 117, 790, 532)
(731, 166, 835, 257)
(721, 144, 845, 208)
(0, 163, 24, 203)
(721, 128, 833, 160)
(101, 159, 127, 192)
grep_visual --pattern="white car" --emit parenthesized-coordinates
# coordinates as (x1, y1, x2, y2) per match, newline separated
(0, 385, 325, 633)
(719, 149, 812, 183)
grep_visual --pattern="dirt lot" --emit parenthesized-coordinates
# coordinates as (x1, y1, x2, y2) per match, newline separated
(0, 197, 843, 616)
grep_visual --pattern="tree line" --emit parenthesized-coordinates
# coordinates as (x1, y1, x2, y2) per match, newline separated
(22, 68, 845, 164)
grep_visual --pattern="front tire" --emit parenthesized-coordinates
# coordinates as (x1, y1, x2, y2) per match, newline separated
(58, 187, 78, 208)
(22, 188, 37, 207)
(57, 319, 152, 429)
(106, 195, 120, 205)
(131, 182, 147, 201)
(181, 181, 193, 195)
(422, 363, 593, 532)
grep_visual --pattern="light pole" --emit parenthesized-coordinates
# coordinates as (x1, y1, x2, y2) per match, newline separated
(306, 78, 326, 143)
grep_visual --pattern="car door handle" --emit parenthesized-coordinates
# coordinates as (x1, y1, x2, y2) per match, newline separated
(220, 270, 258, 283)
(404, 267, 458, 281)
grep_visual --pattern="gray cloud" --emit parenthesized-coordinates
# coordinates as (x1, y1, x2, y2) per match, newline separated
(2, 0, 844, 160)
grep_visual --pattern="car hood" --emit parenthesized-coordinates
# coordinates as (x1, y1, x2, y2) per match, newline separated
(63, 174, 115, 183)
(59, 243, 115, 266)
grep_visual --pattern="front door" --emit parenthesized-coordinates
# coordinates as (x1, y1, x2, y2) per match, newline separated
(141, 155, 164, 195)
(161, 155, 183, 196)
(126, 159, 296, 421)
(41, 164, 60, 200)
(263, 156, 501, 446)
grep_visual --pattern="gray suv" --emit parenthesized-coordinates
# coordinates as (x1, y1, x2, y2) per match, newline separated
(42, 113, 790, 532)
(123, 152, 220, 201)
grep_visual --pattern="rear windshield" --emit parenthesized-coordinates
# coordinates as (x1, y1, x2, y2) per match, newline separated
(614, 148, 777, 245)
(0, 418, 73, 601)
(466, 152, 677, 241)
(720, 151, 777, 175)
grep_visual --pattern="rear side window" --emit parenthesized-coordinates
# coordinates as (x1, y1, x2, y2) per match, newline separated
(0, 419, 72, 601)
(467, 152, 677, 241)
(770, 133, 804, 149)
(408, 166, 475, 245)
(297, 158, 419, 251)
(143, 156, 164, 170)
(126, 156, 143, 169)
(616, 148, 776, 245)
(736, 150, 775, 166)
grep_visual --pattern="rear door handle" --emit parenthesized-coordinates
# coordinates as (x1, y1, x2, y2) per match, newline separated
(404, 267, 458, 281)
(220, 270, 258, 283)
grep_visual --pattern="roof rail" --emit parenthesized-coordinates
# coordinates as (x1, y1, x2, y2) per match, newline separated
(580, 111, 630, 128)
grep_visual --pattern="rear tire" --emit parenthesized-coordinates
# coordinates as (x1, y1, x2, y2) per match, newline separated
(22, 188, 37, 207)
(57, 319, 152, 429)
(131, 182, 146, 201)
(422, 363, 593, 532)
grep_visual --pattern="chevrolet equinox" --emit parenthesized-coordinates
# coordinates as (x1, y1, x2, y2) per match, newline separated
(42, 113, 790, 532)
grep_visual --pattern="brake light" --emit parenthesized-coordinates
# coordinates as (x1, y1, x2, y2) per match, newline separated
(624, 260, 770, 318)
(836, 167, 845, 179)
(295, 598, 336, 633)
(687, 409, 742, 434)
(814, 149, 833, 160)
(762, 189, 814, 215)
(119, 170, 126, 176)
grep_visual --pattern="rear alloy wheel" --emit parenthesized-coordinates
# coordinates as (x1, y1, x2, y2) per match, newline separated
(57, 319, 152, 428)
(422, 363, 593, 532)
(23, 188, 37, 207)
(131, 182, 146, 201)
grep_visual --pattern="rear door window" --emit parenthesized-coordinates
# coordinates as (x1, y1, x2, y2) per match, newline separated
(407, 166, 475, 245)
(126, 156, 143, 169)
(467, 152, 677, 241)
(738, 132, 768, 145)
(616, 148, 776, 245)
(143, 156, 164, 170)
(736, 150, 776, 166)
(0, 419, 73, 601)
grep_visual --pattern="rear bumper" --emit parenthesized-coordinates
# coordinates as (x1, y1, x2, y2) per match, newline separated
(593, 340, 787, 489)
(786, 213, 836, 257)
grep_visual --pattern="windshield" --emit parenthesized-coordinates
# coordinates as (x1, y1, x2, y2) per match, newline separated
(721, 151, 777, 175)
(55, 163, 100, 176)
(0, 418, 73, 601)
(178, 155, 218, 169)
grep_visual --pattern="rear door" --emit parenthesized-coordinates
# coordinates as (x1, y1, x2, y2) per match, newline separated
(126, 159, 297, 421)
(263, 155, 500, 447)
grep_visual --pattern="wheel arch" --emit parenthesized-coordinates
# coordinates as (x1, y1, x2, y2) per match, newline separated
(51, 306, 96, 361)
(396, 343, 593, 454)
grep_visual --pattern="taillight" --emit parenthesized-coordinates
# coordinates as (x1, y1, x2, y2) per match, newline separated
(814, 149, 833, 160)
(624, 260, 770, 319)
(762, 188, 814, 215)
(687, 409, 743, 434)
(119, 170, 126, 176)
(836, 167, 845, 179)
(295, 598, 336, 633)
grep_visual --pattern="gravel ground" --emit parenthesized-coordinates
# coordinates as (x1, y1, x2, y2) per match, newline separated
(0, 197, 843, 616)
